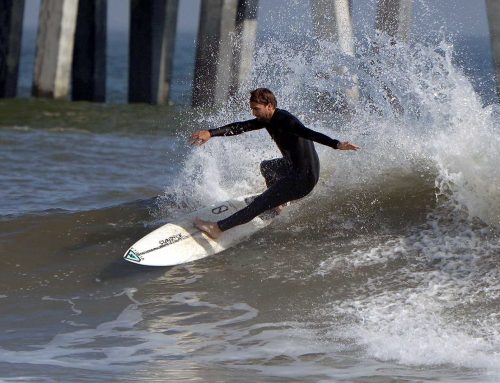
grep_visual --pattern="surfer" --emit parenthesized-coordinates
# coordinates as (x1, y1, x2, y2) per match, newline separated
(190, 88, 360, 239)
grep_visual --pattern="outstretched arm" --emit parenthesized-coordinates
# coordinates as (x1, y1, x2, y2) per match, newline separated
(190, 119, 263, 146)
(289, 119, 360, 151)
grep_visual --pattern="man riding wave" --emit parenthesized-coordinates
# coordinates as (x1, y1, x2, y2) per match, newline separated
(190, 88, 360, 239)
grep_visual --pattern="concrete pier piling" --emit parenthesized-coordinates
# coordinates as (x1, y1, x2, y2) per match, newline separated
(3, 0, 494, 107)
(486, 0, 500, 100)
(160, 0, 179, 103)
(310, 0, 359, 106)
(193, 0, 238, 107)
(373, 0, 411, 115)
(0, 0, 25, 98)
(33, 0, 79, 99)
(375, 0, 413, 42)
(72, 0, 106, 102)
(310, 0, 354, 55)
(229, 0, 259, 97)
(129, 0, 179, 104)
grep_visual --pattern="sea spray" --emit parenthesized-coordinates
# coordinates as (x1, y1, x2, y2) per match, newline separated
(159, 32, 499, 230)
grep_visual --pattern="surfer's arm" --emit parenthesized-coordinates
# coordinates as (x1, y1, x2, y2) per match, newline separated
(191, 120, 263, 146)
(208, 119, 262, 137)
(289, 120, 360, 151)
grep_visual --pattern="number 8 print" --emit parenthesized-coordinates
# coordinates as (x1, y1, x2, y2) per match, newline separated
(211, 205, 229, 215)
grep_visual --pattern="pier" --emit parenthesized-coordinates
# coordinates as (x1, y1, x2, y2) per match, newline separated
(32, 0, 79, 99)
(486, 0, 500, 99)
(0, 0, 24, 98)
(310, 0, 359, 105)
(72, 0, 107, 102)
(375, 0, 413, 42)
(0, 0, 498, 104)
(128, 0, 178, 104)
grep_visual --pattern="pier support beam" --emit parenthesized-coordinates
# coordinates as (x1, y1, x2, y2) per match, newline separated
(372, 0, 411, 115)
(0, 0, 25, 98)
(193, 0, 238, 107)
(486, 0, 500, 100)
(33, 0, 79, 99)
(375, 0, 413, 42)
(72, 0, 106, 102)
(229, 0, 259, 97)
(160, 0, 179, 103)
(128, 0, 178, 104)
(310, 0, 354, 55)
(310, 0, 359, 107)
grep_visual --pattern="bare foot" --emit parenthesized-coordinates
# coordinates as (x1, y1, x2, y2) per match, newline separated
(194, 217, 222, 239)
(272, 202, 289, 215)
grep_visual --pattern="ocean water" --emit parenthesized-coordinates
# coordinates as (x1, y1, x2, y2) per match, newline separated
(1, 14, 499, 383)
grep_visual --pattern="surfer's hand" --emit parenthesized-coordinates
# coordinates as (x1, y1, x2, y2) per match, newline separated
(337, 141, 360, 151)
(190, 130, 211, 146)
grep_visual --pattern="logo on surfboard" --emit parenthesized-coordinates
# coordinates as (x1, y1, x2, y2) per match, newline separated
(124, 249, 142, 263)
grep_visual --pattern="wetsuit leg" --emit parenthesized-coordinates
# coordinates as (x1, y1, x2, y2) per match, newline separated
(260, 158, 290, 187)
(217, 173, 316, 232)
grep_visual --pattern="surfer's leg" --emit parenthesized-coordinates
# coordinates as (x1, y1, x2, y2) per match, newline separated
(217, 175, 315, 232)
(195, 171, 297, 240)
(260, 158, 290, 187)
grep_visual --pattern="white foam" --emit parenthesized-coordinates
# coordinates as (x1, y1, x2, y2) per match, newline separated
(349, 293, 500, 370)
(321, 204, 500, 375)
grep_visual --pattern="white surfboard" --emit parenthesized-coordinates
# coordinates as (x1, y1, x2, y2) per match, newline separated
(123, 194, 280, 266)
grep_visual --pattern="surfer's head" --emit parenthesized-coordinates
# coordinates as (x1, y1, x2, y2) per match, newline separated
(250, 88, 277, 122)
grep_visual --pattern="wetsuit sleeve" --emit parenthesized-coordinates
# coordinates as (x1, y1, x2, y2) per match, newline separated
(288, 118, 340, 149)
(209, 119, 263, 137)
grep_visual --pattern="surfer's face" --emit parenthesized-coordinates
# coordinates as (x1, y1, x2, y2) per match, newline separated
(250, 102, 275, 122)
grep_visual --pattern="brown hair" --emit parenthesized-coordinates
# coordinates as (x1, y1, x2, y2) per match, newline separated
(250, 88, 277, 108)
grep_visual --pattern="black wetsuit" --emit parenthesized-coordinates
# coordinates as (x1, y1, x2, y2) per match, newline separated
(209, 108, 340, 232)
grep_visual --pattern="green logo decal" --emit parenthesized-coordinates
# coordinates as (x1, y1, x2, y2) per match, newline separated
(124, 249, 141, 263)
